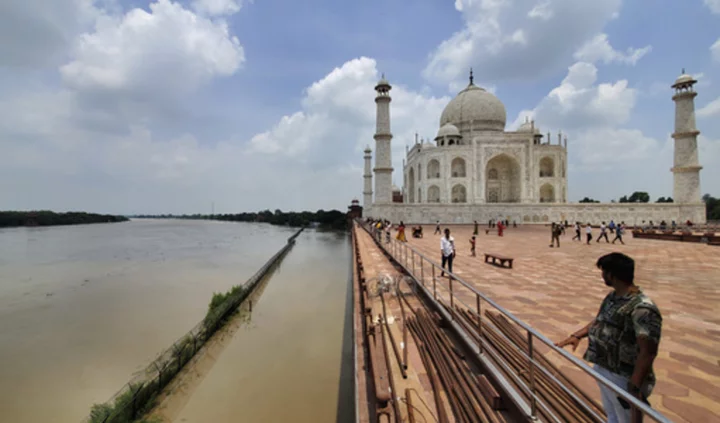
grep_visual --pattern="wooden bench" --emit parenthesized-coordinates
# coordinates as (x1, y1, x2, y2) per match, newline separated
(484, 253, 513, 269)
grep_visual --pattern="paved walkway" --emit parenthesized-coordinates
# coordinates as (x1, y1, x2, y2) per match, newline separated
(395, 224, 720, 423)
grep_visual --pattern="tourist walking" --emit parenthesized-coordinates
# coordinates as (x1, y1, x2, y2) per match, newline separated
(597, 222, 610, 243)
(609, 220, 616, 234)
(497, 220, 505, 237)
(549, 222, 561, 248)
(585, 223, 593, 245)
(556, 253, 661, 423)
(473, 220, 479, 236)
(572, 222, 581, 241)
(612, 223, 626, 245)
(385, 222, 392, 243)
(396, 221, 407, 242)
(469, 235, 476, 257)
(434, 220, 441, 235)
(440, 228, 455, 277)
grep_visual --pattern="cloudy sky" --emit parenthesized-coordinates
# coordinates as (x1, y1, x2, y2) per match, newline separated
(1, 0, 719, 215)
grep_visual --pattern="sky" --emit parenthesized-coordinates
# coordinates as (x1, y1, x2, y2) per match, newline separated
(0, 0, 719, 215)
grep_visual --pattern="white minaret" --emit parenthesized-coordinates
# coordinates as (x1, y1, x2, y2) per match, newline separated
(373, 75, 393, 204)
(363, 146, 373, 208)
(671, 69, 702, 203)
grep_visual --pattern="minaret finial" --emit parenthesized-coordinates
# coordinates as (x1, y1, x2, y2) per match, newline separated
(469, 68, 474, 85)
(681, 68, 685, 74)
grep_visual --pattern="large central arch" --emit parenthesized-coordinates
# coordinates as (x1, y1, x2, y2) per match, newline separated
(485, 154, 521, 203)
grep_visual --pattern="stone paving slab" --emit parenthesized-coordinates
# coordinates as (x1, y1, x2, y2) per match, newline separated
(396, 223, 720, 422)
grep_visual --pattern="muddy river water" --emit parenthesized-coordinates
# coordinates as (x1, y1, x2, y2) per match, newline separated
(0, 219, 351, 422)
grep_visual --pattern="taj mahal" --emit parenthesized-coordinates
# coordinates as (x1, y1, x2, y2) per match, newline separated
(362, 70, 706, 225)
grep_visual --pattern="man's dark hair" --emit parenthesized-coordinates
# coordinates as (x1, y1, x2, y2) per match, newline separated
(596, 252, 635, 284)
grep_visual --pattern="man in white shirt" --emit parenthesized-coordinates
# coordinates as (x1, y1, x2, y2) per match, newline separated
(440, 228, 455, 277)
(585, 223, 593, 245)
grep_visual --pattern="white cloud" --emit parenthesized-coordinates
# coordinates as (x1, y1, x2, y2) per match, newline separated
(249, 57, 449, 173)
(698, 97, 720, 119)
(424, 0, 622, 87)
(0, 0, 102, 67)
(60, 0, 244, 97)
(0, 57, 448, 213)
(527, 2, 553, 20)
(711, 38, 720, 62)
(573, 34, 651, 65)
(705, 0, 720, 14)
(533, 62, 636, 130)
(192, 0, 243, 17)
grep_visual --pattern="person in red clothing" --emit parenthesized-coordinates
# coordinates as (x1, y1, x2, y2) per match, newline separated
(497, 220, 505, 236)
(469, 235, 476, 256)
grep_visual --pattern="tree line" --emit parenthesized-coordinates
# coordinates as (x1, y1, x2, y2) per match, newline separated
(134, 209, 349, 230)
(0, 211, 129, 228)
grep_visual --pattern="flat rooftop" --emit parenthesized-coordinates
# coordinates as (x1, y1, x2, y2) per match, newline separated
(399, 223, 720, 423)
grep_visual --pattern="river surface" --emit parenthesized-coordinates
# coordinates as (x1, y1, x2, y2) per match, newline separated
(0, 219, 350, 422)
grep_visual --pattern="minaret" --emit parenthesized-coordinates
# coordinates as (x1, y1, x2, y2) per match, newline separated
(671, 69, 702, 203)
(373, 74, 393, 204)
(363, 146, 373, 208)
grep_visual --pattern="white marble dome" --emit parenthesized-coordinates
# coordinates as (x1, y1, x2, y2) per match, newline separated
(436, 123, 461, 138)
(440, 83, 506, 131)
(517, 119, 540, 134)
(674, 73, 695, 86)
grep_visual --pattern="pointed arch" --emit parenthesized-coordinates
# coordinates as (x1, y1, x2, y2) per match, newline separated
(428, 185, 441, 203)
(408, 167, 415, 203)
(485, 154, 521, 203)
(539, 156, 554, 177)
(451, 184, 467, 203)
(427, 159, 440, 179)
(451, 157, 466, 178)
(540, 183, 555, 203)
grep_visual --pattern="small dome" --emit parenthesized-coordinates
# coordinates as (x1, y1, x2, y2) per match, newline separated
(364, 145, 372, 153)
(672, 69, 696, 87)
(517, 118, 540, 134)
(436, 123, 461, 138)
(675, 74, 693, 85)
(392, 184, 401, 193)
(375, 74, 391, 91)
(440, 83, 506, 131)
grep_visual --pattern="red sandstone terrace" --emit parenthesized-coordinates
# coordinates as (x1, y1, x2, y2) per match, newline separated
(387, 223, 720, 422)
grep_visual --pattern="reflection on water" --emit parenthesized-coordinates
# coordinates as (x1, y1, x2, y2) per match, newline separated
(151, 229, 351, 423)
(0, 219, 301, 423)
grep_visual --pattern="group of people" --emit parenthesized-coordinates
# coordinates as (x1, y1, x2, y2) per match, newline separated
(548, 220, 627, 247)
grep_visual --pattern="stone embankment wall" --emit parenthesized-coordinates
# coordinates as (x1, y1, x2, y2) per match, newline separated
(368, 203, 706, 225)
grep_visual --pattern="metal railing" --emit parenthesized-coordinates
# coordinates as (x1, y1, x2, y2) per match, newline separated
(360, 221, 673, 423)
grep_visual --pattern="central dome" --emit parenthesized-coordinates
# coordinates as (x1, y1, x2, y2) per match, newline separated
(440, 83, 506, 131)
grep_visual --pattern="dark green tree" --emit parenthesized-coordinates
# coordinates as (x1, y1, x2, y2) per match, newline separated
(627, 191, 650, 203)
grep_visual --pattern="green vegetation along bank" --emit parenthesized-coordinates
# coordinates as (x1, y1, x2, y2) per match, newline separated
(0, 211, 129, 228)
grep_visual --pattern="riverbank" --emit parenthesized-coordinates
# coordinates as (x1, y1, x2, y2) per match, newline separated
(0, 211, 128, 228)
(133, 209, 348, 230)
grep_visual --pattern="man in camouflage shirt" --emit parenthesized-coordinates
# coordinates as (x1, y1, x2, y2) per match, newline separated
(556, 252, 662, 423)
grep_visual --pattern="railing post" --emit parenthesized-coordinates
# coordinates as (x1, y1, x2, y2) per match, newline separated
(528, 332, 538, 419)
(412, 250, 415, 275)
(449, 277, 454, 319)
(476, 294, 482, 354)
(420, 257, 425, 286)
(432, 266, 437, 299)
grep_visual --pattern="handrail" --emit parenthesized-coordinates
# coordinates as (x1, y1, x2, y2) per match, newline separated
(358, 220, 673, 423)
